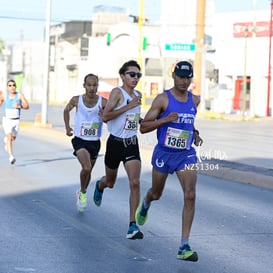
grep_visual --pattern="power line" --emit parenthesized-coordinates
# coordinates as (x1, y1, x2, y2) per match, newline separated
(0, 14, 200, 28)
(0, 15, 90, 23)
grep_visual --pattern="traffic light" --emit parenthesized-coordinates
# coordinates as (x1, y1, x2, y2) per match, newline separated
(80, 37, 89, 57)
(142, 37, 147, 50)
(107, 33, 111, 46)
(213, 69, 219, 83)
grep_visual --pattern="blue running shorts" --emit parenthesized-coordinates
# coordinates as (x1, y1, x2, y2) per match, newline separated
(151, 144, 197, 174)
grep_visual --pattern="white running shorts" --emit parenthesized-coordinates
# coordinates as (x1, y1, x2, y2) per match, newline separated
(2, 116, 20, 137)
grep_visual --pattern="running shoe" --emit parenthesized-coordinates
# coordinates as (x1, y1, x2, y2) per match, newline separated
(9, 155, 16, 165)
(93, 180, 103, 207)
(126, 223, 144, 240)
(76, 190, 87, 212)
(177, 244, 198, 262)
(135, 199, 148, 226)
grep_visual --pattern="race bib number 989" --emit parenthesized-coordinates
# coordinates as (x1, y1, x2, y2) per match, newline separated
(80, 122, 100, 137)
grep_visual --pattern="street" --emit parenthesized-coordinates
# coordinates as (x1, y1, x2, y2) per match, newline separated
(0, 123, 272, 273)
(21, 103, 273, 171)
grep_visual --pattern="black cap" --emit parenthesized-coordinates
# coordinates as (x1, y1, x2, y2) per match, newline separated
(174, 61, 193, 78)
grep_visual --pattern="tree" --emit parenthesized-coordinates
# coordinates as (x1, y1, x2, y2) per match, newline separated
(0, 39, 5, 54)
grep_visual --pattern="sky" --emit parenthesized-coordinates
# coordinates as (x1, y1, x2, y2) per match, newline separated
(0, 0, 270, 44)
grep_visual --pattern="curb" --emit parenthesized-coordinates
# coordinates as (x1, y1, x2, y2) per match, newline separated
(199, 167, 273, 191)
(197, 158, 273, 190)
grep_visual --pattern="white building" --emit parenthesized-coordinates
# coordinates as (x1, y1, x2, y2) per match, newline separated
(0, 41, 44, 101)
(209, 9, 271, 116)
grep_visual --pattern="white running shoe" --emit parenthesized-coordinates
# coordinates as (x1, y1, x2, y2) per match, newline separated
(9, 155, 16, 164)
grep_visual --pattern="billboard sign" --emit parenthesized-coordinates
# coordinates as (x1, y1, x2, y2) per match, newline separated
(233, 21, 271, 38)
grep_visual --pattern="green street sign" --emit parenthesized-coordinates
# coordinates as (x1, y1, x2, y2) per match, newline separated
(165, 43, 195, 51)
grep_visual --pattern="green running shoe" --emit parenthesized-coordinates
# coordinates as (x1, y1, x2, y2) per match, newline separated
(177, 244, 198, 262)
(76, 190, 87, 212)
(135, 199, 148, 226)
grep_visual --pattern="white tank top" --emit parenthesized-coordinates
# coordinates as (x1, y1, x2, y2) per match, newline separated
(107, 87, 141, 138)
(74, 95, 103, 141)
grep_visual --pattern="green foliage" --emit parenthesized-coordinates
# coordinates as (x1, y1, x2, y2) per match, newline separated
(0, 39, 4, 54)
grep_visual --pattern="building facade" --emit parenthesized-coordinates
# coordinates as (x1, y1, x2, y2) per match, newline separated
(1, 2, 272, 117)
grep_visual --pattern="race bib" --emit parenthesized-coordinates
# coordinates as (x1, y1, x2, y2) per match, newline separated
(80, 122, 100, 137)
(5, 109, 20, 119)
(123, 113, 139, 131)
(164, 127, 192, 150)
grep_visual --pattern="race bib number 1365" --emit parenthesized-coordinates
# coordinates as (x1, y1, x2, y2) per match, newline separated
(164, 127, 192, 150)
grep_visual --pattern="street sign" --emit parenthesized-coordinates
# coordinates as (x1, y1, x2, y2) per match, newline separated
(165, 43, 196, 51)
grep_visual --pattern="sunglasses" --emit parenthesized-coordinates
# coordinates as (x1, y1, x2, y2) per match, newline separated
(125, 71, 142, 79)
(8, 84, 16, 87)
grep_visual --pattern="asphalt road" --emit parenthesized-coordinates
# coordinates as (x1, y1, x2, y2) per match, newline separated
(0, 124, 273, 273)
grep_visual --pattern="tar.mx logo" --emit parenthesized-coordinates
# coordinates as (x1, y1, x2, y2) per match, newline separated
(196, 146, 228, 163)
(184, 147, 227, 172)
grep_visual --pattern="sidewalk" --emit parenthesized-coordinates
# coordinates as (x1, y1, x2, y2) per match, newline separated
(197, 159, 273, 190)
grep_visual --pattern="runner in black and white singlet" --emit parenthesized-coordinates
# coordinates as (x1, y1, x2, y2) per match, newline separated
(64, 73, 107, 211)
(93, 60, 144, 240)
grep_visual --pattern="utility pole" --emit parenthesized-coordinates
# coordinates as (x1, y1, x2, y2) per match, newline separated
(41, 0, 51, 124)
(242, 27, 249, 117)
(267, 0, 273, 117)
(194, 0, 206, 107)
(137, 0, 146, 107)
(250, 0, 257, 117)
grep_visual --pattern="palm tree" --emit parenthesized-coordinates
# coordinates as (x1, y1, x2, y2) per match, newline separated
(0, 39, 5, 54)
